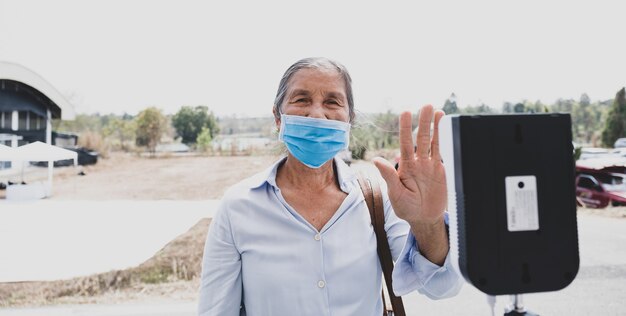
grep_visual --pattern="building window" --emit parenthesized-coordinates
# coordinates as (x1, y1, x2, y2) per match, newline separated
(1, 112, 11, 129)
(18, 112, 27, 130)
(38, 115, 46, 130)
(578, 177, 597, 189)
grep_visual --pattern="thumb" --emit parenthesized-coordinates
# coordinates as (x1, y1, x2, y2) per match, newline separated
(373, 157, 402, 190)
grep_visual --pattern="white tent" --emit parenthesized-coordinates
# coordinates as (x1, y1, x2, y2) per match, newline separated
(8, 142, 78, 198)
(0, 144, 18, 177)
(0, 143, 15, 161)
(14, 141, 78, 163)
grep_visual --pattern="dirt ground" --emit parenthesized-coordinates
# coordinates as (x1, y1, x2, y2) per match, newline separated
(9, 152, 282, 200)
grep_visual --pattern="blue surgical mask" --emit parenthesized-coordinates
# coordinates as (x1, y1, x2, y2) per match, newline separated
(279, 114, 351, 168)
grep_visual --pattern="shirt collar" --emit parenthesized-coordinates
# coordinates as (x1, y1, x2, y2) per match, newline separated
(246, 156, 358, 192)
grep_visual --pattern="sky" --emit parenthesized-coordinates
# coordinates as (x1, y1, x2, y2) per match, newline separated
(1, 0, 625, 118)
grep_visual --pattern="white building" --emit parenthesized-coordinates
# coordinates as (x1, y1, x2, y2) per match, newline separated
(0, 61, 75, 170)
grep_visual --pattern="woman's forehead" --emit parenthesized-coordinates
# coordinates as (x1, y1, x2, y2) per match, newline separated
(287, 68, 346, 97)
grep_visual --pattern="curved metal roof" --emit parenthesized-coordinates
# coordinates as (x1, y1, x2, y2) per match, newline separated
(0, 61, 75, 120)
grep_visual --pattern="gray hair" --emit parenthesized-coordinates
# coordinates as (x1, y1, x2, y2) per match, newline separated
(273, 57, 355, 123)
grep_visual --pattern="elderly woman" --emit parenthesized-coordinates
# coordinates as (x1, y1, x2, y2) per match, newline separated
(198, 57, 462, 315)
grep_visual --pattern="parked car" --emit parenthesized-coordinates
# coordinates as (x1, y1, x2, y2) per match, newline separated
(575, 172, 626, 208)
(579, 147, 612, 160)
(609, 148, 626, 158)
(615, 138, 626, 148)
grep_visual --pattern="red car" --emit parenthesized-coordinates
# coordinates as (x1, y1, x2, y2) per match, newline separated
(576, 172, 626, 208)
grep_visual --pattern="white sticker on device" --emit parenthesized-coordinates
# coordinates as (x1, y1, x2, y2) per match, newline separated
(505, 175, 539, 232)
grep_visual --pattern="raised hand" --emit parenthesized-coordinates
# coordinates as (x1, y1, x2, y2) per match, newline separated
(373, 104, 448, 264)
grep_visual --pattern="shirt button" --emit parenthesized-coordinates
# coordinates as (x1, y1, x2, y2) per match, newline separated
(314, 234, 321, 241)
(317, 280, 326, 288)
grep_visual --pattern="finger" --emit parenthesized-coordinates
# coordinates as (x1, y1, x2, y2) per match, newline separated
(415, 104, 434, 159)
(398, 111, 415, 164)
(431, 110, 445, 161)
(373, 157, 402, 191)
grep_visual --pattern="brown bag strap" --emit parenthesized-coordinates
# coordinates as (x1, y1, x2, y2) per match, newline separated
(357, 173, 406, 316)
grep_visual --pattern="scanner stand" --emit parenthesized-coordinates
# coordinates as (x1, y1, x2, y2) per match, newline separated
(504, 294, 539, 316)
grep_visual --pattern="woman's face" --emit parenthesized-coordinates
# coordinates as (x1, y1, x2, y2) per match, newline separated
(276, 68, 350, 126)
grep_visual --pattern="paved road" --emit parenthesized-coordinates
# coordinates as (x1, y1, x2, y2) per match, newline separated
(2, 212, 625, 315)
(403, 212, 626, 315)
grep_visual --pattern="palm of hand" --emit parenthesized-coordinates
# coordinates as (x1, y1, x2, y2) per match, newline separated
(374, 105, 447, 226)
(393, 155, 447, 225)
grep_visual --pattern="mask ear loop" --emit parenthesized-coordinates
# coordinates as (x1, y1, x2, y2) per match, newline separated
(277, 112, 288, 142)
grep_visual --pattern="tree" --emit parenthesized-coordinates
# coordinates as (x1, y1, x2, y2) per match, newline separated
(513, 103, 525, 113)
(502, 102, 514, 113)
(135, 107, 167, 154)
(172, 106, 220, 144)
(102, 117, 136, 151)
(349, 120, 376, 160)
(442, 93, 459, 114)
(196, 127, 213, 153)
(53, 113, 103, 132)
(375, 110, 399, 149)
(463, 103, 495, 114)
(349, 111, 400, 160)
(528, 100, 548, 113)
(601, 87, 626, 147)
(580, 93, 591, 108)
(553, 98, 575, 113)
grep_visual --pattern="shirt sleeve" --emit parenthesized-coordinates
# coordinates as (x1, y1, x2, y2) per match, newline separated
(381, 184, 464, 299)
(391, 226, 464, 299)
(198, 198, 243, 316)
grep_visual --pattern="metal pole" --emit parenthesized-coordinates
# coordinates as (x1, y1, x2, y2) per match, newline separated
(504, 294, 539, 316)
(512, 295, 524, 312)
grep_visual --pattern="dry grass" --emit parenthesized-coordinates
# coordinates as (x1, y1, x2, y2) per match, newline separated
(78, 131, 110, 159)
(0, 218, 211, 307)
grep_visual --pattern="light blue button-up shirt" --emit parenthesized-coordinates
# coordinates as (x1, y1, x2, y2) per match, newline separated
(198, 157, 462, 316)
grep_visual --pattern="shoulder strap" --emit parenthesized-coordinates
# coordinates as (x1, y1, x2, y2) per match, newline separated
(357, 173, 406, 316)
